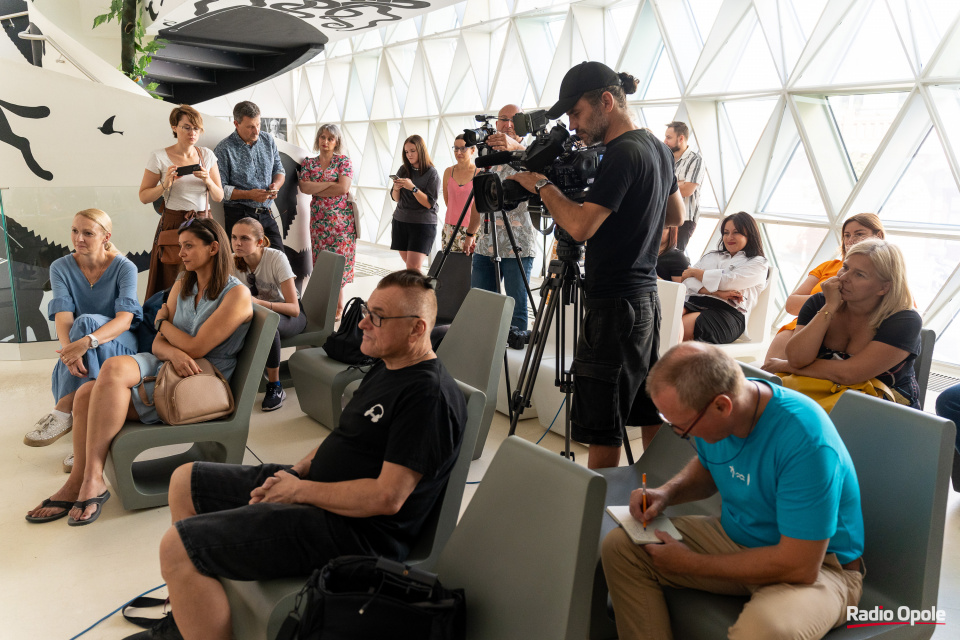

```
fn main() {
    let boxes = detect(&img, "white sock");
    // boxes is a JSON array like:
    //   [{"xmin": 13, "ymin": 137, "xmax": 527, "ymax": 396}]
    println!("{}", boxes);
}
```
[{"xmin": 51, "ymin": 409, "xmax": 71, "ymax": 421}]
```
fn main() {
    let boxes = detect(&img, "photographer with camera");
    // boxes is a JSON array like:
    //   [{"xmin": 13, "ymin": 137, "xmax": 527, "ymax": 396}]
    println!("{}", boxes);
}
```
[
  {"xmin": 462, "ymin": 104, "xmax": 540, "ymax": 336},
  {"xmin": 509, "ymin": 62, "xmax": 684, "ymax": 469}
]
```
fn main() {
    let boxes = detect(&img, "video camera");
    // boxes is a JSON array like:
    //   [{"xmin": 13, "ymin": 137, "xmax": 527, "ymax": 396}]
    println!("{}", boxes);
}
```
[
  {"xmin": 470, "ymin": 109, "xmax": 603, "ymax": 222},
  {"xmin": 462, "ymin": 115, "xmax": 497, "ymax": 156}
]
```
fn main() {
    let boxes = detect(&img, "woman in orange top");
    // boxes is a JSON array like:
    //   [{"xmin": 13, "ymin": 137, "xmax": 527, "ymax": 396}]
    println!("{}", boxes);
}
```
[{"xmin": 763, "ymin": 213, "xmax": 885, "ymax": 362}]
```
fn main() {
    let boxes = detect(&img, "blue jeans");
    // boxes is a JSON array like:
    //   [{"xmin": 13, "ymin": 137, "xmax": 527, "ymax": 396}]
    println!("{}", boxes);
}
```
[
  {"xmin": 471, "ymin": 254, "xmax": 534, "ymax": 330},
  {"xmin": 935, "ymin": 383, "xmax": 960, "ymax": 454}
]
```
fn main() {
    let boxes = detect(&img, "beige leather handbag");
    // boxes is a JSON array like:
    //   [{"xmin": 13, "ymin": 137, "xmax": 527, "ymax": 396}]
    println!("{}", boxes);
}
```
[{"xmin": 138, "ymin": 358, "xmax": 235, "ymax": 425}]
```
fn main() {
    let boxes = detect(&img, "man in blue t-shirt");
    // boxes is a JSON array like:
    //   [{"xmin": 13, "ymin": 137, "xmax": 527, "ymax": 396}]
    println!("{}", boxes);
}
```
[{"xmin": 602, "ymin": 343, "xmax": 865, "ymax": 640}]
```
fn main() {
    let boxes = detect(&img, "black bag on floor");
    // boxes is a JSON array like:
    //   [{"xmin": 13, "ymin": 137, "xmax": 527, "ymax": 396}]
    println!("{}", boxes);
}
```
[
  {"xmin": 276, "ymin": 556, "xmax": 466, "ymax": 640},
  {"xmin": 322, "ymin": 297, "xmax": 377, "ymax": 366}
]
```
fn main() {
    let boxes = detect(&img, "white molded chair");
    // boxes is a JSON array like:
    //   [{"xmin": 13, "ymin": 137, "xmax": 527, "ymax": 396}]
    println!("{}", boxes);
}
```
[{"xmin": 717, "ymin": 266, "xmax": 778, "ymax": 362}]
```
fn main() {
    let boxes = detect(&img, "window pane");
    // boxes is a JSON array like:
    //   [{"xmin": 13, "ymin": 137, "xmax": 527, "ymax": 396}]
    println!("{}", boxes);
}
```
[
  {"xmin": 686, "ymin": 217, "xmax": 719, "ymax": 262},
  {"xmin": 762, "ymin": 142, "xmax": 828, "ymax": 220},
  {"xmin": 644, "ymin": 46, "xmax": 681, "ymax": 100},
  {"xmin": 934, "ymin": 311, "xmax": 960, "ymax": 366},
  {"xmin": 761, "ymin": 224, "xmax": 829, "ymax": 294},
  {"xmin": 689, "ymin": 0, "xmax": 723, "ymax": 44},
  {"xmin": 826, "ymin": 93, "xmax": 909, "ymax": 179},
  {"xmin": 722, "ymin": 98, "xmax": 779, "ymax": 166},
  {"xmin": 828, "ymin": 0, "xmax": 914, "ymax": 85},
  {"xmin": 692, "ymin": 9, "xmax": 781, "ymax": 94},
  {"xmin": 639, "ymin": 105, "xmax": 679, "ymax": 132},
  {"xmin": 882, "ymin": 233, "xmax": 960, "ymax": 314},
  {"xmin": 879, "ymin": 128, "xmax": 960, "ymax": 227}
]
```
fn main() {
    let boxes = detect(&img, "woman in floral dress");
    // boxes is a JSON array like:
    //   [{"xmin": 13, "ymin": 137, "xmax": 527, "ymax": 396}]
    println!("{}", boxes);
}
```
[{"xmin": 298, "ymin": 124, "xmax": 355, "ymax": 319}]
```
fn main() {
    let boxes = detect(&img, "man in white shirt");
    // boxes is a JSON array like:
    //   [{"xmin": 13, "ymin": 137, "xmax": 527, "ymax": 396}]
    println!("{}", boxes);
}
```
[{"xmin": 665, "ymin": 121, "xmax": 704, "ymax": 252}]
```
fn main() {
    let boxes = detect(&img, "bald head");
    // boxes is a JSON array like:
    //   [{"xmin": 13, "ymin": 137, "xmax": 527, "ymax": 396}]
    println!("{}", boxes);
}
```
[{"xmin": 647, "ymin": 343, "xmax": 744, "ymax": 411}]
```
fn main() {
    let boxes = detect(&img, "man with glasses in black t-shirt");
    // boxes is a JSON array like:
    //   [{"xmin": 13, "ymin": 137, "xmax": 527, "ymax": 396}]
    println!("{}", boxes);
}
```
[{"xmin": 509, "ymin": 61, "xmax": 684, "ymax": 469}]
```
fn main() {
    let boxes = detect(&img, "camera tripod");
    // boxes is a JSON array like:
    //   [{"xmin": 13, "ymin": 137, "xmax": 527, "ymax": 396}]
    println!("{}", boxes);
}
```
[
  {"xmin": 506, "ymin": 232, "xmax": 635, "ymax": 464},
  {"xmin": 431, "ymin": 178, "xmax": 538, "ymax": 427}
]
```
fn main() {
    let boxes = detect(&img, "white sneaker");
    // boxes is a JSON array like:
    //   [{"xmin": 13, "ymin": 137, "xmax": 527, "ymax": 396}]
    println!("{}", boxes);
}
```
[
  {"xmin": 62, "ymin": 453, "xmax": 74, "ymax": 474},
  {"xmin": 23, "ymin": 413, "xmax": 73, "ymax": 447}
]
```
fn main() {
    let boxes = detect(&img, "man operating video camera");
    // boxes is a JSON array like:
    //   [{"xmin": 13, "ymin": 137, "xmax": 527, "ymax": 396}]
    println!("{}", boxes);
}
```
[{"xmin": 509, "ymin": 61, "xmax": 684, "ymax": 469}]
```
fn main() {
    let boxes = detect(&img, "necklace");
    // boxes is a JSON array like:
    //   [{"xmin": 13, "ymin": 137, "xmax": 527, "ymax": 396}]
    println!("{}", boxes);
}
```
[
  {"xmin": 77, "ymin": 254, "xmax": 110, "ymax": 289},
  {"xmin": 692, "ymin": 381, "xmax": 762, "ymax": 466}
]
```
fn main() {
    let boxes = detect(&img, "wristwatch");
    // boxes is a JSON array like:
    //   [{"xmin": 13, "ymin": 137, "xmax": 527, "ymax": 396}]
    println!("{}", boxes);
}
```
[
  {"xmin": 154, "ymin": 315, "xmax": 166, "ymax": 331},
  {"xmin": 534, "ymin": 178, "xmax": 553, "ymax": 195},
  {"xmin": 411, "ymin": 186, "xmax": 419, "ymax": 194},
  {"xmin": 86, "ymin": 334, "xmax": 99, "ymax": 349}
]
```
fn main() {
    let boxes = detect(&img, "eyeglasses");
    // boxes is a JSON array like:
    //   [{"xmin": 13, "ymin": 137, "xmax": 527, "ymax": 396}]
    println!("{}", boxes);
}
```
[
  {"xmin": 245, "ymin": 272, "xmax": 259, "ymax": 297},
  {"xmin": 496, "ymin": 117, "xmax": 514, "ymax": 123},
  {"xmin": 452, "ymin": 146, "xmax": 470, "ymax": 153},
  {"xmin": 178, "ymin": 125, "xmax": 202, "ymax": 133},
  {"xmin": 659, "ymin": 396, "xmax": 717, "ymax": 440},
  {"xmin": 360, "ymin": 302, "xmax": 419, "ymax": 327}
]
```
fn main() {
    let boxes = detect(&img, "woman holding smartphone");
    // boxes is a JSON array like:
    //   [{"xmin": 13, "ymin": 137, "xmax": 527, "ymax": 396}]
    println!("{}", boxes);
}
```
[
  {"xmin": 139, "ymin": 105, "xmax": 224, "ymax": 298},
  {"xmin": 390, "ymin": 134, "xmax": 441, "ymax": 272}
]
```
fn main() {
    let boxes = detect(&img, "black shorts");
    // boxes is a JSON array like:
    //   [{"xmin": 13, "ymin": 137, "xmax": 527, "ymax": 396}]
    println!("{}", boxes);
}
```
[
  {"xmin": 570, "ymin": 292, "xmax": 661, "ymax": 447},
  {"xmin": 684, "ymin": 296, "xmax": 746, "ymax": 344},
  {"xmin": 175, "ymin": 462, "xmax": 374, "ymax": 581},
  {"xmin": 391, "ymin": 219, "xmax": 437, "ymax": 255}
]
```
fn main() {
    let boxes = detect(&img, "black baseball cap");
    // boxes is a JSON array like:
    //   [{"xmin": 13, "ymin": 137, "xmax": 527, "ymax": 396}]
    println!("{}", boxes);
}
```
[{"xmin": 546, "ymin": 61, "xmax": 621, "ymax": 119}]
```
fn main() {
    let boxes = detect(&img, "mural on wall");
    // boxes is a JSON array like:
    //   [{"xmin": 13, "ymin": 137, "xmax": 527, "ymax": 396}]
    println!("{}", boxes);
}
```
[
  {"xmin": 0, "ymin": 99, "xmax": 53, "ymax": 181},
  {"xmin": 0, "ymin": 61, "xmax": 313, "ymax": 344}
]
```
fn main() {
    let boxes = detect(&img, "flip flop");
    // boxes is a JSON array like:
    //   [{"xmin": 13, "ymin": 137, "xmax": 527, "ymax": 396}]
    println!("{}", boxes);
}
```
[
  {"xmin": 25, "ymin": 498, "xmax": 75, "ymax": 523},
  {"xmin": 67, "ymin": 490, "xmax": 111, "ymax": 526}
]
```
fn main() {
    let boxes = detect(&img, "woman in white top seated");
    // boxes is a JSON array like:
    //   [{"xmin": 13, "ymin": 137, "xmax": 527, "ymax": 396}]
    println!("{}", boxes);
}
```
[
  {"xmin": 681, "ymin": 211, "xmax": 769, "ymax": 344},
  {"xmin": 139, "ymin": 104, "xmax": 224, "ymax": 298},
  {"xmin": 232, "ymin": 218, "xmax": 306, "ymax": 411}
]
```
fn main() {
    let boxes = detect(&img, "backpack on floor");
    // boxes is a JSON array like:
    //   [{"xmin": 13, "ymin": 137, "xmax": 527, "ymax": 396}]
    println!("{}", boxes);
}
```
[
  {"xmin": 276, "ymin": 556, "xmax": 466, "ymax": 640},
  {"xmin": 322, "ymin": 297, "xmax": 378, "ymax": 366}
]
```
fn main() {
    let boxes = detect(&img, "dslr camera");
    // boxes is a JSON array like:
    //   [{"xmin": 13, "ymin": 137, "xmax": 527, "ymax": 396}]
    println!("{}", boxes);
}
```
[
  {"xmin": 462, "ymin": 115, "xmax": 497, "ymax": 156},
  {"xmin": 470, "ymin": 109, "xmax": 603, "ymax": 221}
]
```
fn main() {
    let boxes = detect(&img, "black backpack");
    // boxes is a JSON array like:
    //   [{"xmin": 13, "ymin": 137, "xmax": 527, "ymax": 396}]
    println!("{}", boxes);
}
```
[{"xmin": 322, "ymin": 296, "xmax": 378, "ymax": 366}]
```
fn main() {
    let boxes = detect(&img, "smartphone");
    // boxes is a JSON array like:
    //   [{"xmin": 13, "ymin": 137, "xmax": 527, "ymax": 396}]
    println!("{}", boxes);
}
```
[
  {"xmin": 177, "ymin": 164, "xmax": 202, "ymax": 176},
  {"xmin": 389, "ymin": 174, "xmax": 400, "ymax": 181}
]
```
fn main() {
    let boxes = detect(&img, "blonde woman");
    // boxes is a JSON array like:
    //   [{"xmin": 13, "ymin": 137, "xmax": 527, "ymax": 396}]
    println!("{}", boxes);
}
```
[
  {"xmin": 23, "ymin": 209, "xmax": 142, "ymax": 473},
  {"xmin": 764, "ymin": 213, "xmax": 886, "ymax": 362},
  {"xmin": 298, "ymin": 123, "xmax": 355, "ymax": 319},
  {"xmin": 139, "ymin": 104, "xmax": 224, "ymax": 298},
  {"xmin": 762, "ymin": 238, "xmax": 922, "ymax": 408}
]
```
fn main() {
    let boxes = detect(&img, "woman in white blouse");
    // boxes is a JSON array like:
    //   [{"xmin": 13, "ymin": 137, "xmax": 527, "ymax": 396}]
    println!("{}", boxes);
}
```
[
  {"xmin": 681, "ymin": 211, "xmax": 769, "ymax": 344},
  {"xmin": 139, "ymin": 104, "xmax": 225, "ymax": 298}
]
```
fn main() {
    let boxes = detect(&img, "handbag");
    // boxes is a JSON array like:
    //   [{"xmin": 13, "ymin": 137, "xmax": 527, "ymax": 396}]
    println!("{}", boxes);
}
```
[
  {"xmin": 322, "ymin": 296, "xmax": 377, "ymax": 366},
  {"xmin": 776, "ymin": 373, "xmax": 905, "ymax": 413},
  {"xmin": 276, "ymin": 556, "xmax": 466, "ymax": 640},
  {"xmin": 138, "ymin": 357, "xmax": 235, "ymax": 425},
  {"xmin": 346, "ymin": 189, "xmax": 362, "ymax": 240}
]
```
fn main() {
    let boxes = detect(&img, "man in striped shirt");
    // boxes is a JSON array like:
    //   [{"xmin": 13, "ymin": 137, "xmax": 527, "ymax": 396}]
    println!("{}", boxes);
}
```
[{"xmin": 665, "ymin": 121, "xmax": 704, "ymax": 252}]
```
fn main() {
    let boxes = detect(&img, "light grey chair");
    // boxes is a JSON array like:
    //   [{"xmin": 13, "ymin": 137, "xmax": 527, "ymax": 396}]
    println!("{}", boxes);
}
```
[
  {"xmin": 222, "ymin": 380, "xmax": 486, "ymax": 640},
  {"xmin": 915, "ymin": 328, "xmax": 935, "ymax": 410},
  {"xmin": 434, "ymin": 436, "xmax": 606, "ymax": 640},
  {"xmin": 103, "ymin": 305, "xmax": 279, "ymax": 510},
  {"xmin": 596, "ymin": 390, "xmax": 956, "ymax": 640},
  {"xmin": 435, "ymin": 288, "xmax": 513, "ymax": 460},
  {"xmin": 738, "ymin": 360, "xmax": 783, "ymax": 386}
]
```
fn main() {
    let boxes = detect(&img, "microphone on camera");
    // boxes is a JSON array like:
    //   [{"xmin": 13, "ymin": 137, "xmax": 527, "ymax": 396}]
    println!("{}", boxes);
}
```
[{"xmin": 475, "ymin": 150, "xmax": 519, "ymax": 168}]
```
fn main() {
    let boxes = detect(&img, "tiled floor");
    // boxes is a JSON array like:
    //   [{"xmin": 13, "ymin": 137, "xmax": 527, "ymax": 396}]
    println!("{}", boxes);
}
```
[{"xmin": 2, "ymin": 243, "xmax": 958, "ymax": 638}]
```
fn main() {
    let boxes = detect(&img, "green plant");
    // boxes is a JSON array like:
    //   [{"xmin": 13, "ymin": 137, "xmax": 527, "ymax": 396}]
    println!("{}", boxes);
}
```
[{"xmin": 93, "ymin": 0, "xmax": 166, "ymax": 98}]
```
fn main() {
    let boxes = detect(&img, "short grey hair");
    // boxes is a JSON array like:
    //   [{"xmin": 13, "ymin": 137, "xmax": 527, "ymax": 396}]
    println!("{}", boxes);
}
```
[
  {"xmin": 647, "ymin": 343, "xmax": 744, "ymax": 411},
  {"xmin": 233, "ymin": 101, "xmax": 260, "ymax": 123}
]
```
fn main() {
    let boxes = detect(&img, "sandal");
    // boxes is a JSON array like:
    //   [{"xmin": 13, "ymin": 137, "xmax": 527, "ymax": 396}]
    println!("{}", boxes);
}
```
[
  {"xmin": 25, "ymin": 498, "xmax": 75, "ymax": 523},
  {"xmin": 67, "ymin": 490, "xmax": 111, "ymax": 526}
]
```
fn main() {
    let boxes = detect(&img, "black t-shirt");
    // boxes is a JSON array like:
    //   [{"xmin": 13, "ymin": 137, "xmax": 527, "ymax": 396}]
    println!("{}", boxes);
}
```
[
  {"xmin": 583, "ymin": 129, "xmax": 678, "ymax": 298},
  {"xmin": 797, "ymin": 293, "xmax": 922, "ymax": 403},
  {"xmin": 393, "ymin": 165, "xmax": 441, "ymax": 224},
  {"xmin": 308, "ymin": 358, "xmax": 467, "ymax": 559},
  {"xmin": 656, "ymin": 248, "xmax": 690, "ymax": 281}
]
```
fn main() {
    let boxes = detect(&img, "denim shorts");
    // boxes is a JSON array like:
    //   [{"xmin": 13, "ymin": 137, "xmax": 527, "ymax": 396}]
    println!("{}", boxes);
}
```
[
  {"xmin": 175, "ymin": 462, "xmax": 374, "ymax": 580},
  {"xmin": 570, "ymin": 292, "xmax": 661, "ymax": 447}
]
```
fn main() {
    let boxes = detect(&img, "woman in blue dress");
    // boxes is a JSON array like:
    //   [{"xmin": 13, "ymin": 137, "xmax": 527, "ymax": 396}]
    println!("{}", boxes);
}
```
[
  {"xmin": 26, "ymin": 218, "xmax": 252, "ymax": 525},
  {"xmin": 23, "ymin": 209, "xmax": 142, "ymax": 471}
]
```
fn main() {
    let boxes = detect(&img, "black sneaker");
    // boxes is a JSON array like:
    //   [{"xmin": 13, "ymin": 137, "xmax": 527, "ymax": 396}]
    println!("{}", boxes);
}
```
[
  {"xmin": 262, "ymin": 382, "xmax": 286, "ymax": 411},
  {"xmin": 123, "ymin": 613, "xmax": 184, "ymax": 640}
]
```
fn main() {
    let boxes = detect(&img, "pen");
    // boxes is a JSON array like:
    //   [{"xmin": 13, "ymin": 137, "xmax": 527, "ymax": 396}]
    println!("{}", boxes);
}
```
[{"xmin": 642, "ymin": 473, "xmax": 647, "ymax": 530}]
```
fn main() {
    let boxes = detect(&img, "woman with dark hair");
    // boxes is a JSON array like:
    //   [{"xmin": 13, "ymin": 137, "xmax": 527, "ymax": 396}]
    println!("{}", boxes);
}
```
[
  {"xmin": 656, "ymin": 225, "xmax": 689, "ymax": 282},
  {"xmin": 390, "ymin": 134, "xmax": 441, "ymax": 272},
  {"xmin": 139, "ymin": 104, "xmax": 224, "ymax": 298},
  {"xmin": 681, "ymin": 211, "xmax": 768, "ymax": 344},
  {"xmin": 298, "ymin": 123, "xmax": 355, "ymax": 319},
  {"xmin": 232, "ymin": 218, "xmax": 305, "ymax": 411},
  {"xmin": 764, "ymin": 213, "xmax": 886, "ymax": 362},
  {"xmin": 440, "ymin": 134, "xmax": 478, "ymax": 253},
  {"xmin": 26, "ymin": 218, "xmax": 252, "ymax": 525},
  {"xmin": 763, "ymin": 239, "xmax": 921, "ymax": 409}
]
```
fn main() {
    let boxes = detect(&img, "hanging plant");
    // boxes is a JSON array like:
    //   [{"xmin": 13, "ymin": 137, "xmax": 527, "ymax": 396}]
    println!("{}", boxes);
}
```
[{"xmin": 93, "ymin": 0, "xmax": 166, "ymax": 98}]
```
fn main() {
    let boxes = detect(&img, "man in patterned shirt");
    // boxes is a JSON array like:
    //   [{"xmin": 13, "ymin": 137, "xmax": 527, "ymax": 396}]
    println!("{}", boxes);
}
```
[
  {"xmin": 664, "ymin": 121, "xmax": 704, "ymax": 252},
  {"xmin": 215, "ymin": 101, "xmax": 286, "ymax": 250}
]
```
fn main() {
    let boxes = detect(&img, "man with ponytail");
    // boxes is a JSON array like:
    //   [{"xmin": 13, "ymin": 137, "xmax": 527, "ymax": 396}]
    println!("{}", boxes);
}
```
[{"xmin": 510, "ymin": 61, "xmax": 685, "ymax": 468}]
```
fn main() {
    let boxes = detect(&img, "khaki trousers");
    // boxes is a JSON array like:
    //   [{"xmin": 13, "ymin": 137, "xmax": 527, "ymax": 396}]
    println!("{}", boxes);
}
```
[{"xmin": 601, "ymin": 516, "xmax": 864, "ymax": 640}]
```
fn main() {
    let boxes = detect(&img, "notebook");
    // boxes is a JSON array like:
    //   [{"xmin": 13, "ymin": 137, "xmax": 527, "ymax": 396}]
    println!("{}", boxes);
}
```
[{"xmin": 606, "ymin": 505, "xmax": 683, "ymax": 545}]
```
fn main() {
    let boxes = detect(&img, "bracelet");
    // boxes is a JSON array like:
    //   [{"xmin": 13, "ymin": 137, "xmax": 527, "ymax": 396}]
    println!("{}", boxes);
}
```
[
  {"xmin": 818, "ymin": 308, "xmax": 832, "ymax": 319},
  {"xmin": 269, "ymin": 301, "xmax": 273, "ymax": 310},
  {"xmin": 465, "ymin": 232, "xmax": 475, "ymax": 237}
]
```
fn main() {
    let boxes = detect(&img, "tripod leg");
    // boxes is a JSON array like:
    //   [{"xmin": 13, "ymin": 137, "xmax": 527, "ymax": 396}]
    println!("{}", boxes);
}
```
[
  {"xmin": 433, "ymin": 190, "xmax": 474, "ymax": 278},
  {"xmin": 499, "ymin": 214, "xmax": 537, "ymax": 322}
]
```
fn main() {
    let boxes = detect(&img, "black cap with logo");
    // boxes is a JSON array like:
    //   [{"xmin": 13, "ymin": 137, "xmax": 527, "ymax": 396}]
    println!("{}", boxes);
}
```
[{"xmin": 545, "ymin": 61, "xmax": 621, "ymax": 119}]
